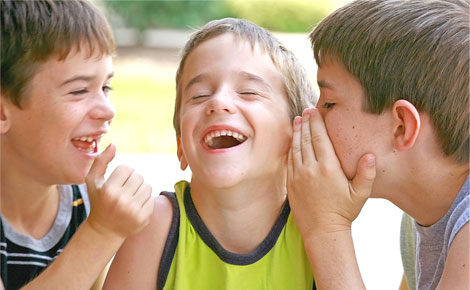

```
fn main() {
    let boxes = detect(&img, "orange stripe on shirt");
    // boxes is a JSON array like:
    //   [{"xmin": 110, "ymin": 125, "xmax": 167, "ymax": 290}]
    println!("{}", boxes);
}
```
[{"xmin": 72, "ymin": 198, "xmax": 84, "ymax": 207}]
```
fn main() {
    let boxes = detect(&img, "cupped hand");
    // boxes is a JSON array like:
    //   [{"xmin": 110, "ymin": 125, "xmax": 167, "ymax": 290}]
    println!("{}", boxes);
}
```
[{"xmin": 287, "ymin": 108, "xmax": 376, "ymax": 237}]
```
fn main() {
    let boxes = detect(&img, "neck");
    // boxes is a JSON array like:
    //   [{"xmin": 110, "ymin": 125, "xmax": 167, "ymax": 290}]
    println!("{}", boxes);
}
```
[
  {"xmin": 189, "ymin": 176, "xmax": 287, "ymax": 254},
  {"xmin": 380, "ymin": 157, "xmax": 468, "ymax": 226},
  {"xmin": 1, "ymin": 154, "xmax": 60, "ymax": 239}
]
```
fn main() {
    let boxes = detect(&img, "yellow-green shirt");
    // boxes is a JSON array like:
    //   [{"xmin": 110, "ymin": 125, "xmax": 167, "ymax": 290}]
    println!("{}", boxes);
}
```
[{"xmin": 158, "ymin": 181, "xmax": 315, "ymax": 290}]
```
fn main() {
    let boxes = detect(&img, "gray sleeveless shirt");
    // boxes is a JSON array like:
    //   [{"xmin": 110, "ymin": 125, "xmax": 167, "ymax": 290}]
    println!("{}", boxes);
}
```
[{"xmin": 400, "ymin": 177, "xmax": 469, "ymax": 290}]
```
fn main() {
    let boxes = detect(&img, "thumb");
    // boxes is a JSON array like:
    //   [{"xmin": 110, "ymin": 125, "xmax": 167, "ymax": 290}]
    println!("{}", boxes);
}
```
[
  {"xmin": 86, "ymin": 143, "xmax": 116, "ymax": 191},
  {"xmin": 350, "ymin": 153, "xmax": 376, "ymax": 200}
]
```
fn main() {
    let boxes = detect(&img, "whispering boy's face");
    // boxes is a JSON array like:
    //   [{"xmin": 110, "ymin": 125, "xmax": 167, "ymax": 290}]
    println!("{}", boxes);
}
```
[
  {"xmin": 1, "ymin": 48, "xmax": 114, "ymax": 185},
  {"xmin": 176, "ymin": 33, "xmax": 292, "ymax": 189},
  {"xmin": 316, "ymin": 58, "xmax": 391, "ymax": 182}
]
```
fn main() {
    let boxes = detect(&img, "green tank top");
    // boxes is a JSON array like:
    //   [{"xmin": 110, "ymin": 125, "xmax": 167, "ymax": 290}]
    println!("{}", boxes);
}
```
[{"xmin": 158, "ymin": 181, "xmax": 315, "ymax": 290}]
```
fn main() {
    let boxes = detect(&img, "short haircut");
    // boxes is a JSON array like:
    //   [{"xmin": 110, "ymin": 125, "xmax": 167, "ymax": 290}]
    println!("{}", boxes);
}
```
[
  {"xmin": 1, "ymin": 0, "xmax": 115, "ymax": 107},
  {"xmin": 310, "ymin": 0, "xmax": 469, "ymax": 163},
  {"xmin": 174, "ymin": 18, "xmax": 317, "ymax": 136}
]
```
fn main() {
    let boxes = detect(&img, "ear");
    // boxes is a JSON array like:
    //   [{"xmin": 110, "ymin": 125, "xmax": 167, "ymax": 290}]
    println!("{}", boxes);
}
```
[
  {"xmin": 391, "ymin": 100, "xmax": 420, "ymax": 151},
  {"xmin": 0, "ymin": 93, "xmax": 11, "ymax": 134},
  {"xmin": 176, "ymin": 136, "xmax": 188, "ymax": 171}
]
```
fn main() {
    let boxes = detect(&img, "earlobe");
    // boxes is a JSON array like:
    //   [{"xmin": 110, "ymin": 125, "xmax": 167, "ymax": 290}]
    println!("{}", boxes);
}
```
[
  {"xmin": 0, "ymin": 94, "xmax": 11, "ymax": 134},
  {"xmin": 392, "ymin": 100, "xmax": 420, "ymax": 151},
  {"xmin": 176, "ymin": 137, "xmax": 188, "ymax": 171}
]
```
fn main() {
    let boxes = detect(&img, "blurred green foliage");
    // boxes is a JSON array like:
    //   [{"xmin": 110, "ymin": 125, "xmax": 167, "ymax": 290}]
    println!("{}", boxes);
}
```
[{"xmin": 104, "ymin": 0, "xmax": 328, "ymax": 33}]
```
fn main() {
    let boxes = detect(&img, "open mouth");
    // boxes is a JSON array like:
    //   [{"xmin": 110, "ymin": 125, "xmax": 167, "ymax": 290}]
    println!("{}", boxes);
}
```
[
  {"xmin": 71, "ymin": 136, "xmax": 100, "ymax": 154},
  {"xmin": 204, "ymin": 129, "xmax": 247, "ymax": 149}
]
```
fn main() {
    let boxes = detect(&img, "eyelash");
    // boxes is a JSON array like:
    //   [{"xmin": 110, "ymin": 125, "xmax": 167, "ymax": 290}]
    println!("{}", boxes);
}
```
[
  {"xmin": 322, "ymin": 102, "xmax": 336, "ymax": 109},
  {"xmin": 192, "ymin": 94, "xmax": 210, "ymax": 99},
  {"xmin": 70, "ymin": 86, "xmax": 113, "ymax": 95}
]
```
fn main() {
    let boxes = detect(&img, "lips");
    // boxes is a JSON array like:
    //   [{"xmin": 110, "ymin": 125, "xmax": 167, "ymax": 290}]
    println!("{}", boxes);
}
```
[{"xmin": 203, "ymin": 129, "xmax": 247, "ymax": 149}]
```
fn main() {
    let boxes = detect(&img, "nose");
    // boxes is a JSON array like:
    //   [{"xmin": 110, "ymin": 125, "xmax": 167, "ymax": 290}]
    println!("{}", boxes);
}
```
[
  {"xmin": 90, "ymin": 93, "xmax": 115, "ymax": 122},
  {"xmin": 205, "ymin": 90, "xmax": 235, "ymax": 115}
]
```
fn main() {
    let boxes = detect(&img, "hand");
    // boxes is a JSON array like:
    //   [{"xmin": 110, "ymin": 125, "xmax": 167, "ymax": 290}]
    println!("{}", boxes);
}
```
[
  {"xmin": 85, "ymin": 144, "xmax": 155, "ymax": 239},
  {"xmin": 287, "ymin": 108, "xmax": 376, "ymax": 237}
]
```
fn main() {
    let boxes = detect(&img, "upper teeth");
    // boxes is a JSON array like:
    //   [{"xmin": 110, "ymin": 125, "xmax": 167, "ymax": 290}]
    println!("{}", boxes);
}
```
[
  {"xmin": 74, "ymin": 136, "xmax": 94, "ymax": 142},
  {"xmin": 204, "ymin": 130, "xmax": 246, "ymax": 145}
]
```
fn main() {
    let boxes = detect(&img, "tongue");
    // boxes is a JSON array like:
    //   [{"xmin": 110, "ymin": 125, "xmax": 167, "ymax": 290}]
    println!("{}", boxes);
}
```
[{"xmin": 210, "ymin": 136, "xmax": 240, "ymax": 149}]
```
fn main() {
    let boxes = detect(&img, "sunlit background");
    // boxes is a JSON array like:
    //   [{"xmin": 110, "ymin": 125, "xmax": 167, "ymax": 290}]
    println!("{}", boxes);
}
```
[{"xmin": 95, "ymin": 1, "xmax": 403, "ymax": 289}]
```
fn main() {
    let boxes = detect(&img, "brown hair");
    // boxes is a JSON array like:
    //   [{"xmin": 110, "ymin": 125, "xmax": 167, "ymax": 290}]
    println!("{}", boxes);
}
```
[
  {"xmin": 1, "ymin": 0, "xmax": 115, "ymax": 107},
  {"xmin": 310, "ymin": 0, "xmax": 469, "ymax": 163},
  {"xmin": 173, "ymin": 18, "xmax": 317, "ymax": 136}
]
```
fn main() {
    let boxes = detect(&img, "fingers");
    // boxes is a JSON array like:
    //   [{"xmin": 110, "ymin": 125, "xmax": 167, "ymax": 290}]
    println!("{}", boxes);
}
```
[
  {"xmin": 307, "ymin": 108, "xmax": 339, "ymax": 165},
  {"xmin": 132, "ymin": 183, "xmax": 153, "ymax": 208},
  {"xmin": 350, "ymin": 153, "xmax": 376, "ymax": 200},
  {"xmin": 86, "ymin": 143, "xmax": 116, "ymax": 191},
  {"xmin": 300, "ymin": 110, "xmax": 316, "ymax": 165},
  {"xmin": 291, "ymin": 116, "xmax": 303, "ymax": 167}
]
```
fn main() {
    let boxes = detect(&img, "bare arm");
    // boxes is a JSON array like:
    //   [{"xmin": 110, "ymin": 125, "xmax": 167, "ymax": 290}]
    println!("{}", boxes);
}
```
[
  {"xmin": 19, "ymin": 145, "xmax": 154, "ymax": 290},
  {"xmin": 436, "ymin": 223, "xmax": 469, "ymax": 290},
  {"xmin": 287, "ymin": 108, "xmax": 376, "ymax": 290},
  {"xmin": 103, "ymin": 195, "xmax": 173, "ymax": 290}
]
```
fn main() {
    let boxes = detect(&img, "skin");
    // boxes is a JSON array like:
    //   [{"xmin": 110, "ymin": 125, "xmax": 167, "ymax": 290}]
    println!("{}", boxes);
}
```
[
  {"xmin": 104, "ymin": 33, "xmax": 295, "ymax": 289},
  {"xmin": 0, "ymin": 48, "xmax": 154, "ymax": 290},
  {"xmin": 287, "ymin": 58, "xmax": 469, "ymax": 289}
]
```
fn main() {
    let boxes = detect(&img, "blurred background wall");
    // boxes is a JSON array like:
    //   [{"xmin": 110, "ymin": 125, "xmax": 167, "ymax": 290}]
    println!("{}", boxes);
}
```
[{"xmin": 95, "ymin": 1, "xmax": 404, "ymax": 289}]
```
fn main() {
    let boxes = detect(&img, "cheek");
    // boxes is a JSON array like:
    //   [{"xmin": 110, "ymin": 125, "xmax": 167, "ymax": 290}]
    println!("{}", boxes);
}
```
[{"xmin": 324, "ymin": 117, "xmax": 364, "ymax": 178}]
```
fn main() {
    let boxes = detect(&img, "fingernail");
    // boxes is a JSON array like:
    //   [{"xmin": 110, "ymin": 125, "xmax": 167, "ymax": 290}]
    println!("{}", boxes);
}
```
[
  {"xmin": 367, "ymin": 155, "xmax": 376, "ymax": 167},
  {"xmin": 294, "ymin": 116, "xmax": 302, "ymax": 126}
]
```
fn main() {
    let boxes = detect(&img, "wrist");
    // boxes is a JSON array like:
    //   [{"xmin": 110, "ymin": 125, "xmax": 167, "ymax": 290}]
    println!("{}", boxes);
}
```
[{"xmin": 82, "ymin": 218, "xmax": 127, "ymax": 243}]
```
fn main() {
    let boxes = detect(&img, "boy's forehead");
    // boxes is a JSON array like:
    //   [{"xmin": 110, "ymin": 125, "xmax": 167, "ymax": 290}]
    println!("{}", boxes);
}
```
[
  {"xmin": 184, "ymin": 34, "xmax": 275, "ymax": 75},
  {"xmin": 28, "ymin": 50, "xmax": 112, "ymax": 87}
]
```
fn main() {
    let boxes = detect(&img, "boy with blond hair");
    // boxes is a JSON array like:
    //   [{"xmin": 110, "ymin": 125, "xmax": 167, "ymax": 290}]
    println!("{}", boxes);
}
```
[
  {"xmin": 1, "ymin": 1, "xmax": 154, "ymax": 289},
  {"xmin": 288, "ymin": 0, "xmax": 469, "ymax": 289},
  {"xmin": 104, "ymin": 18, "xmax": 317, "ymax": 290}
]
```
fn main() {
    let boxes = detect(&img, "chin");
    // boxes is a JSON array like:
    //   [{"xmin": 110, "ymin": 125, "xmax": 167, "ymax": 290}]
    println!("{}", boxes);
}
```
[{"xmin": 64, "ymin": 168, "xmax": 90, "ymax": 185}]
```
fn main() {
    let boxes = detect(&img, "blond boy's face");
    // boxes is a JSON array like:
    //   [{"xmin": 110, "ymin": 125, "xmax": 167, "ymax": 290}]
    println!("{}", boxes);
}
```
[
  {"xmin": 177, "ymin": 33, "xmax": 292, "ymax": 188},
  {"xmin": 1, "ymin": 49, "xmax": 114, "ymax": 185}
]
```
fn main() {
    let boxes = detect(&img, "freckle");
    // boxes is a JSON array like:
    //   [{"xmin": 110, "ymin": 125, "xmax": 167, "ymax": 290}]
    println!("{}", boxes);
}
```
[{"xmin": 382, "ymin": 170, "xmax": 386, "ymax": 173}]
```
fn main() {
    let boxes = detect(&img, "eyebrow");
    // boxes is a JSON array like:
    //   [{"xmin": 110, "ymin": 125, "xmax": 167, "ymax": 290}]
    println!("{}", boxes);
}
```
[
  {"xmin": 60, "ymin": 72, "xmax": 114, "ymax": 87},
  {"xmin": 317, "ymin": 80, "xmax": 335, "ymax": 90},
  {"xmin": 184, "ymin": 73, "xmax": 208, "ymax": 93},
  {"xmin": 238, "ymin": 71, "xmax": 273, "ymax": 91}
]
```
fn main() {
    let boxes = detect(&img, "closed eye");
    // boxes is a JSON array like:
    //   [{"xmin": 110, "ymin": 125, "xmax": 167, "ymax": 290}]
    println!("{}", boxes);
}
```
[
  {"xmin": 239, "ymin": 90, "xmax": 266, "ymax": 100},
  {"xmin": 193, "ymin": 94, "xmax": 210, "ymax": 99},
  {"xmin": 70, "ymin": 89, "xmax": 88, "ymax": 95},
  {"xmin": 239, "ymin": 91, "xmax": 259, "ymax": 96},
  {"xmin": 322, "ymin": 102, "xmax": 336, "ymax": 109},
  {"xmin": 103, "ymin": 85, "xmax": 113, "ymax": 94}
]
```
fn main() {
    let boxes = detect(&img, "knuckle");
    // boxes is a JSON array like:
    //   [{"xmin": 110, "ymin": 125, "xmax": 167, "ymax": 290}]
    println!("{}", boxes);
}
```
[
  {"xmin": 115, "ymin": 165, "xmax": 134, "ymax": 175},
  {"xmin": 301, "ymin": 134, "xmax": 311, "ymax": 145},
  {"xmin": 292, "ymin": 143, "xmax": 302, "ymax": 153},
  {"xmin": 319, "ymin": 162, "xmax": 335, "ymax": 176},
  {"xmin": 310, "ymin": 133, "xmax": 322, "ymax": 145}
]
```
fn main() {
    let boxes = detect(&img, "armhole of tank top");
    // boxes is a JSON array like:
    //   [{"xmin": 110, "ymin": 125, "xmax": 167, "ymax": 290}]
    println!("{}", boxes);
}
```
[{"xmin": 157, "ymin": 191, "xmax": 180, "ymax": 290}]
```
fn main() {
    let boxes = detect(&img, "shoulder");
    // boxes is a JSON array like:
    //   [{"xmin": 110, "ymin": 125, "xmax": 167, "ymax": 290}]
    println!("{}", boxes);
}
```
[
  {"xmin": 448, "ymin": 191, "xmax": 469, "ymax": 247},
  {"xmin": 103, "ymin": 194, "xmax": 175, "ymax": 290},
  {"xmin": 437, "ymin": 222, "xmax": 469, "ymax": 289}
]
